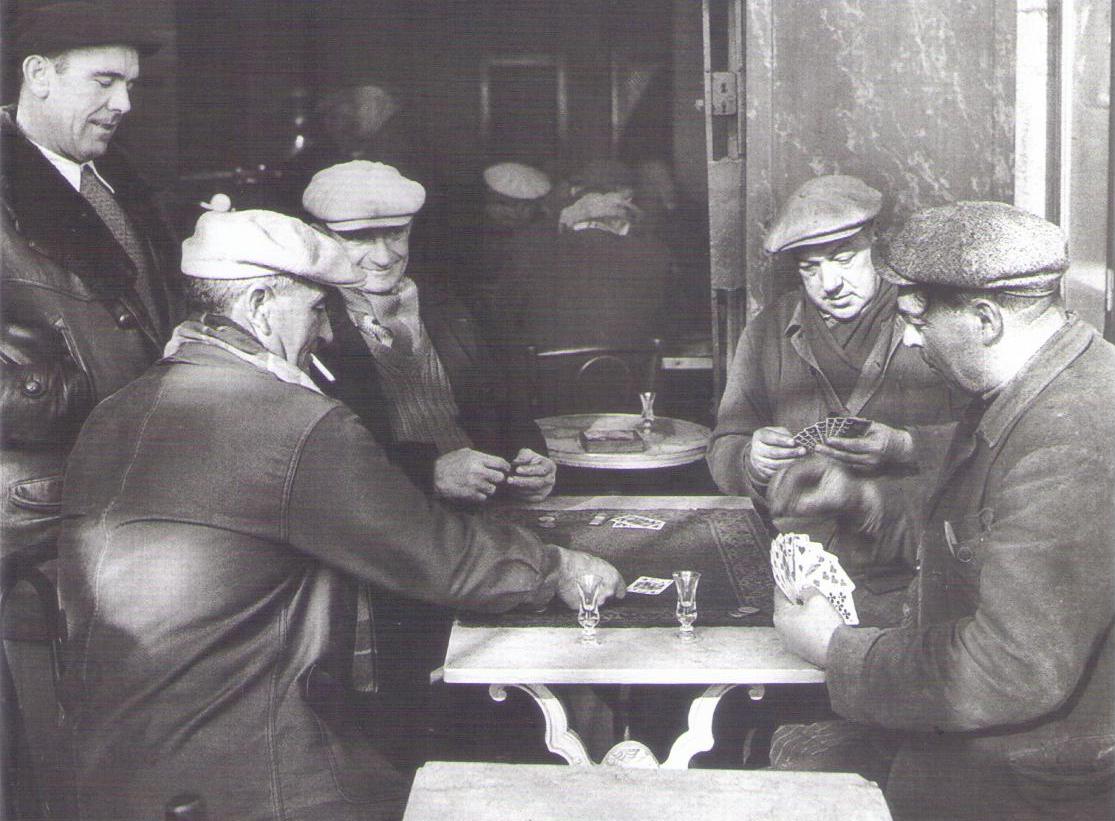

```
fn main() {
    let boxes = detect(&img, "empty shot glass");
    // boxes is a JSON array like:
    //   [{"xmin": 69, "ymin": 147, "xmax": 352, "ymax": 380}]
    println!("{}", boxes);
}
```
[
  {"xmin": 575, "ymin": 573, "xmax": 603, "ymax": 644},
  {"xmin": 673, "ymin": 570, "xmax": 701, "ymax": 641}
]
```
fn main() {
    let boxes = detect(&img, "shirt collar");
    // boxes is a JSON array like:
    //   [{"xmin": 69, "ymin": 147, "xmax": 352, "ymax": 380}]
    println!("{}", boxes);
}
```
[
  {"xmin": 25, "ymin": 137, "xmax": 115, "ymax": 195},
  {"xmin": 977, "ymin": 315, "xmax": 1093, "ymax": 448}
]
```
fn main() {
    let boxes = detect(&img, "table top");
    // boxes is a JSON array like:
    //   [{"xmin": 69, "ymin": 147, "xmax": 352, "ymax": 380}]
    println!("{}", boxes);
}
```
[
  {"xmin": 443, "ymin": 625, "xmax": 822, "ymax": 685},
  {"xmin": 403, "ymin": 762, "xmax": 892, "ymax": 820},
  {"xmin": 537, "ymin": 413, "xmax": 711, "ymax": 469}
]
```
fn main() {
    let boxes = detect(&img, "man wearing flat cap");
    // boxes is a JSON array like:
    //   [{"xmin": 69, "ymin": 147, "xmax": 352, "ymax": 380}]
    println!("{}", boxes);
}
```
[
  {"xmin": 707, "ymin": 176, "xmax": 958, "ymax": 554},
  {"xmin": 2, "ymin": 1, "xmax": 178, "ymax": 564},
  {"xmin": 55, "ymin": 208, "xmax": 624, "ymax": 820},
  {"xmin": 770, "ymin": 202, "xmax": 1115, "ymax": 820},
  {"xmin": 303, "ymin": 160, "xmax": 558, "ymax": 741}
]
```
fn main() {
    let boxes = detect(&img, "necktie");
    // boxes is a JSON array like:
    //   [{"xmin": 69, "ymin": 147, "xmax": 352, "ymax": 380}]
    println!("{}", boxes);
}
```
[{"xmin": 80, "ymin": 165, "xmax": 163, "ymax": 331}]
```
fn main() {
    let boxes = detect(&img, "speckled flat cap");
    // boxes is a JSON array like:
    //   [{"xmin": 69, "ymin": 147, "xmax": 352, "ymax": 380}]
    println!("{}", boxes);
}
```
[
  {"xmin": 764, "ymin": 175, "xmax": 882, "ymax": 254},
  {"xmin": 302, "ymin": 161, "xmax": 426, "ymax": 230},
  {"xmin": 880, "ymin": 201, "xmax": 1068, "ymax": 292},
  {"xmin": 182, "ymin": 210, "xmax": 361, "ymax": 285}
]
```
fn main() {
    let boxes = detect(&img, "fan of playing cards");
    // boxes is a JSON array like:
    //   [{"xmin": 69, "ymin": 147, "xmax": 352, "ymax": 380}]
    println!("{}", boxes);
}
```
[
  {"xmin": 793, "ymin": 415, "xmax": 871, "ymax": 453},
  {"xmin": 770, "ymin": 533, "xmax": 859, "ymax": 625}
]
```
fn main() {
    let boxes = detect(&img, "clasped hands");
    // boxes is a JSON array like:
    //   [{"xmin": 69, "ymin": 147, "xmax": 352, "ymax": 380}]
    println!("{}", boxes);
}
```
[{"xmin": 434, "ymin": 447, "xmax": 556, "ymax": 504}]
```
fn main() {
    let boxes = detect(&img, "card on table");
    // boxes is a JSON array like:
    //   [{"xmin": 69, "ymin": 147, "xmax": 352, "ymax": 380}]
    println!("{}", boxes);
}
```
[
  {"xmin": 626, "ymin": 576, "xmax": 674, "ymax": 595},
  {"xmin": 611, "ymin": 514, "xmax": 666, "ymax": 530}
]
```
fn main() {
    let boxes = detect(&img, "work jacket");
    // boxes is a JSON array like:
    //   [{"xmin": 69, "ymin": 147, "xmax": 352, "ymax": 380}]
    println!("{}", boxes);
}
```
[
  {"xmin": 57, "ymin": 340, "xmax": 566, "ymax": 820},
  {"xmin": 0, "ymin": 106, "xmax": 179, "ymax": 562},
  {"xmin": 707, "ymin": 289, "xmax": 959, "ymax": 511},
  {"xmin": 827, "ymin": 318, "xmax": 1115, "ymax": 820}
]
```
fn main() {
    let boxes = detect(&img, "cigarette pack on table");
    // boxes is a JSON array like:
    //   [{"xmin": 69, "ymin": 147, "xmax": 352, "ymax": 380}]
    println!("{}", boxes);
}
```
[{"xmin": 578, "ymin": 428, "xmax": 646, "ymax": 453}]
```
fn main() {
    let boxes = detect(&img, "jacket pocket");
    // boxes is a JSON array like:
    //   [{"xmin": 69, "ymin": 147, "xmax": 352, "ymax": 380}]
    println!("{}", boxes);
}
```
[
  {"xmin": 10, "ymin": 475, "xmax": 63, "ymax": 512},
  {"xmin": 1007, "ymin": 734, "xmax": 1115, "ymax": 803}
]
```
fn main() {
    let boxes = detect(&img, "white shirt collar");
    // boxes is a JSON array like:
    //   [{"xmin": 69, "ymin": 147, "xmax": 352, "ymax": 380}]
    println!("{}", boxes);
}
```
[{"xmin": 26, "ymin": 138, "xmax": 115, "ymax": 195}]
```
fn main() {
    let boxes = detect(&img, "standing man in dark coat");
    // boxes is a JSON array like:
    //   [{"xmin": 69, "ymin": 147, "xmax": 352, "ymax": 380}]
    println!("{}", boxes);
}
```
[
  {"xmin": 772, "ymin": 202, "xmax": 1115, "ymax": 821},
  {"xmin": 56, "ymin": 208, "xmax": 624, "ymax": 820},
  {"xmin": 1, "ymin": 2, "xmax": 179, "ymax": 563}
]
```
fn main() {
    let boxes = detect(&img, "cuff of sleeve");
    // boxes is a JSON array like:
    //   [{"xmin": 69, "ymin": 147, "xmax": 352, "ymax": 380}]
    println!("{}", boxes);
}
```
[{"xmin": 825, "ymin": 624, "xmax": 886, "ymax": 722}]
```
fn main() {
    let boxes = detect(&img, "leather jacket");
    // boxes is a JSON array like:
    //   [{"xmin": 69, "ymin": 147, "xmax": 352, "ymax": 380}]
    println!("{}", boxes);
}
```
[{"xmin": 0, "ymin": 106, "xmax": 180, "ymax": 561}]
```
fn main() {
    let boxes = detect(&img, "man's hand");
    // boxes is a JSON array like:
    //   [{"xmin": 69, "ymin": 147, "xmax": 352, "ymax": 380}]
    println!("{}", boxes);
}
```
[
  {"xmin": 815, "ymin": 422, "xmax": 914, "ymax": 472},
  {"xmin": 554, "ymin": 548, "xmax": 626, "ymax": 610},
  {"xmin": 768, "ymin": 455, "xmax": 885, "ymax": 536},
  {"xmin": 749, "ymin": 426, "xmax": 808, "ymax": 484},
  {"xmin": 505, "ymin": 448, "xmax": 557, "ymax": 502},
  {"xmin": 433, "ymin": 448, "xmax": 510, "ymax": 503},
  {"xmin": 773, "ymin": 589, "xmax": 843, "ymax": 667}
]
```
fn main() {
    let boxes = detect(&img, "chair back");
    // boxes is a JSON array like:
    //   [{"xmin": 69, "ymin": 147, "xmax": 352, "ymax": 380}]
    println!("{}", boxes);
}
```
[{"xmin": 521, "ymin": 338, "xmax": 661, "ymax": 418}]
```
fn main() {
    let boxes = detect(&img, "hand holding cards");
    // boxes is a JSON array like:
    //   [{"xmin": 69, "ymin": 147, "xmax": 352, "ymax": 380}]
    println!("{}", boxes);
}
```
[
  {"xmin": 770, "ymin": 533, "xmax": 859, "ymax": 625},
  {"xmin": 792, "ymin": 415, "xmax": 871, "ymax": 453}
]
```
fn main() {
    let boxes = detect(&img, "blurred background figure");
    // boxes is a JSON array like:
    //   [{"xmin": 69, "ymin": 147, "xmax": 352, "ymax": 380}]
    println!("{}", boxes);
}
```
[
  {"xmin": 470, "ymin": 160, "xmax": 552, "ymax": 317},
  {"xmin": 489, "ymin": 158, "xmax": 672, "ymax": 351}
]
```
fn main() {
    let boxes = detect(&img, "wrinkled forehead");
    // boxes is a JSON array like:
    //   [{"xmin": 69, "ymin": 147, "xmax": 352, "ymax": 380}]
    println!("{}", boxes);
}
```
[{"xmin": 61, "ymin": 44, "xmax": 141, "ymax": 79}]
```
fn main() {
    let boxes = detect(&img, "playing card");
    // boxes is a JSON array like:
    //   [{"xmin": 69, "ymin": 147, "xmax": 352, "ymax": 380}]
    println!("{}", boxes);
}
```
[
  {"xmin": 826, "ymin": 415, "xmax": 871, "ymax": 439},
  {"xmin": 770, "ymin": 534, "xmax": 859, "ymax": 624},
  {"xmin": 626, "ymin": 576, "xmax": 674, "ymax": 595},
  {"xmin": 611, "ymin": 515, "xmax": 665, "ymax": 530}
]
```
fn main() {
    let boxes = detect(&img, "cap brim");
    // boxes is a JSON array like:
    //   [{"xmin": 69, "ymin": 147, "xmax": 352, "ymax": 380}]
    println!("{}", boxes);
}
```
[
  {"xmin": 328, "ymin": 216, "xmax": 413, "ymax": 231},
  {"xmin": 876, "ymin": 263, "xmax": 916, "ymax": 286},
  {"xmin": 770, "ymin": 224, "xmax": 865, "ymax": 255}
]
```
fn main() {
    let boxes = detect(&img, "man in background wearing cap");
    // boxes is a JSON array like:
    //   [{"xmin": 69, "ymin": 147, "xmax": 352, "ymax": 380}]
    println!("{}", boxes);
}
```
[
  {"xmin": 707, "ymin": 176, "xmax": 957, "ymax": 566},
  {"xmin": 492, "ymin": 158, "xmax": 673, "ymax": 351},
  {"xmin": 469, "ymin": 161, "xmax": 552, "ymax": 318},
  {"xmin": 1, "ymin": 1, "xmax": 178, "ymax": 564},
  {"xmin": 302, "ymin": 161, "xmax": 558, "ymax": 751},
  {"xmin": 770, "ymin": 202, "xmax": 1114, "ymax": 820},
  {"xmin": 56, "ymin": 208, "xmax": 624, "ymax": 819}
]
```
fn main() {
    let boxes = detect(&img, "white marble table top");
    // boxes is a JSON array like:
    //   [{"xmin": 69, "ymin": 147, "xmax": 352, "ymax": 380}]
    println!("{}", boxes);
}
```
[
  {"xmin": 537, "ymin": 413, "xmax": 711, "ymax": 469},
  {"xmin": 403, "ymin": 762, "xmax": 893, "ymax": 820},
  {"xmin": 443, "ymin": 624, "xmax": 823, "ymax": 686}
]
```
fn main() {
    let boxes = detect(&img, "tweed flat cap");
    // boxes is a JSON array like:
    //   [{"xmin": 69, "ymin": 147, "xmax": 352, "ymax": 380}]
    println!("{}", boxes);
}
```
[
  {"xmin": 181, "ymin": 210, "xmax": 361, "ymax": 285},
  {"xmin": 302, "ymin": 161, "xmax": 426, "ymax": 231},
  {"xmin": 483, "ymin": 162, "xmax": 552, "ymax": 200},
  {"xmin": 880, "ymin": 201, "xmax": 1068, "ymax": 292},
  {"xmin": 764, "ymin": 175, "xmax": 882, "ymax": 254},
  {"xmin": 14, "ymin": 2, "xmax": 163, "ymax": 60}
]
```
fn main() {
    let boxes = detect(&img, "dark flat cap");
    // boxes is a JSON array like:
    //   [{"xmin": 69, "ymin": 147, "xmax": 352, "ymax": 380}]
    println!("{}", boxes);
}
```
[
  {"xmin": 765, "ymin": 175, "xmax": 882, "ymax": 254},
  {"xmin": 880, "ymin": 201, "xmax": 1068, "ymax": 292},
  {"xmin": 14, "ymin": 2, "xmax": 163, "ymax": 60}
]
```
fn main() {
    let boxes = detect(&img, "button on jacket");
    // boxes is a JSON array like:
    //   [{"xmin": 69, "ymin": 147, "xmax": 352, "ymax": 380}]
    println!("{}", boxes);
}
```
[
  {"xmin": 0, "ymin": 105, "xmax": 180, "ymax": 562},
  {"xmin": 826, "ymin": 319, "xmax": 1115, "ymax": 820},
  {"xmin": 57, "ymin": 341, "xmax": 565, "ymax": 820}
]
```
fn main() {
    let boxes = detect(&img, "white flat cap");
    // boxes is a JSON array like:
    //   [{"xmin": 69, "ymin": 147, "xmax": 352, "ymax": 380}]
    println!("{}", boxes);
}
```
[
  {"xmin": 302, "ymin": 160, "xmax": 426, "ymax": 231},
  {"xmin": 483, "ymin": 162, "xmax": 552, "ymax": 200},
  {"xmin": 181, "ymin": 210, "xmax": 361, "ymax": 284}
]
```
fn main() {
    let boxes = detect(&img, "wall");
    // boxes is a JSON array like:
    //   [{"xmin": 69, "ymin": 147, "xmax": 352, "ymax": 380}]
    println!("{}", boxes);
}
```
[{"xmin": 743, "ymin": 0, "xmax": 1016, "ymax": 312}]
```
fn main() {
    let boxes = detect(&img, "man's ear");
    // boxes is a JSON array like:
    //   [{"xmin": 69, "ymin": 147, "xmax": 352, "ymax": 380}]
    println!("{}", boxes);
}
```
[
  {"xmin": 971, "ymin": 298, "xmax": 1004, "ymax": 346},
  {"xmin": 21, "ymin": 55, "xmax": 54, "ymax": 99},
  {"xmin": 245, "ymin": 284, "xmax": 273, "ymax": 336}
]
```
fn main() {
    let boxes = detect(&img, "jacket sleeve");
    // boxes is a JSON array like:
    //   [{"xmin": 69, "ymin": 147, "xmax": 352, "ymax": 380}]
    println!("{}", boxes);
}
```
[
  {"xmin": 0, "ymin": 227, "xmax": 94, "ymax": 447},
  {"xmin": 285, "ymin": 405, "xmax": 564, "ymax": 612},
  {"xmin": 825, "ymin": 430, "xmax": 1115, "ymax": 732},
  {"xmin": 706, "ymin": 318, "xmax": 774, "ymax": 499}
]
